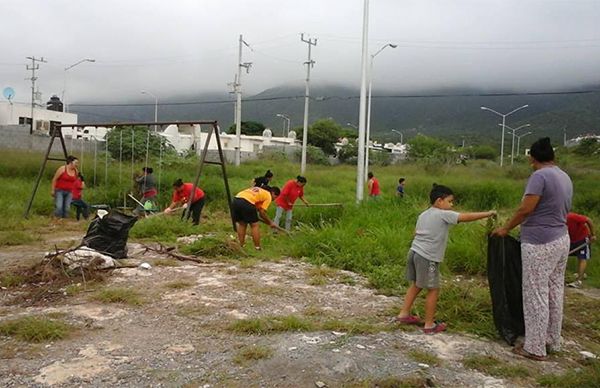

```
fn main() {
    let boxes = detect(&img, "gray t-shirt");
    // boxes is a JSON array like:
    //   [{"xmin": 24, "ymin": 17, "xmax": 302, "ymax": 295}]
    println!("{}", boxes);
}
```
[
  {"xmin": 410, "ymin": 207, "xmax": 460, "ymax": 263},
  {"xmin": 520, "ymin": 166, "xmax": 572, "ymax": 245}
]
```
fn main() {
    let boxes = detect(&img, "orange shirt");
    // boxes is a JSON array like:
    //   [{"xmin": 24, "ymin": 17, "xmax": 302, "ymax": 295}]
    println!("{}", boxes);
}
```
[
  {"xmin": 236, "ymin": 187, "xmax": 272, "ymax": 211},
  {"xmin": 172, "ymin": 183, "xmax": 204, "ymax": 204}
]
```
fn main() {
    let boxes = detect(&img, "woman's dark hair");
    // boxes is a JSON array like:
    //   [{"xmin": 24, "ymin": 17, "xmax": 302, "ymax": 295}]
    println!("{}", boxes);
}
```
[
  {"xmin": 66, "ymin": 155, "xmax": 78, "ymax": 164},
  {"xmin": 265, "ymin": 170, "xmax": 273, "ymax": 179},
  {"xmin": 143, "ymin": 167, "xmax": 153, "ymax": 174},
  {"xmin": 399, "ymin": 178, "xmax": 405, "ymax": 184},
  {"xmin": 368, "ymin": 172, "xmax": 374, "ymax": 179},
  {"xmin": 173, "ymin": 178, "xmax": 184, "ymax": 188},
  {"xmin": 296, "ymin": 175, "xmax": 307, "ymax": 184},
  {"xmin": 254, "ymin": 176, "xmax": 269, "ymax": 188},
  {"xmin": 270, "ymin": 186, "xmax": 280, "ymax": 196},
  {"xmin": 529, "ymin": 137, "xmax": 555, "ymax": 163},
  {"xmin": 429, "ymin": 183, "xmax": 454, "ymax": 204}
]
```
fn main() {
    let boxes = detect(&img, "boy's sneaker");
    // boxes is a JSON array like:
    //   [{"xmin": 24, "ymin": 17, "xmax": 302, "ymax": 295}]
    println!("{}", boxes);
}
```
[{"xmin": 567, "ymin": 280, "xmax": 582, "ymax": 288}]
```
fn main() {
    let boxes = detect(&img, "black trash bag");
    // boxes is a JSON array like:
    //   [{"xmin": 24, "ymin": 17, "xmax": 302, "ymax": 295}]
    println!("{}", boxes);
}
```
[
  {"xmin": 487, "ymin": 235, "xmax": 525, "ymax": 346},
  {"xmin": 82, "ymin": 211, "xmax": 137, "ymax": 259}
]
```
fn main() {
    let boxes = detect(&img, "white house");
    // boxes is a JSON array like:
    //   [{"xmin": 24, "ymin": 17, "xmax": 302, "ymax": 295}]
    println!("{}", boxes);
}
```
[
  {"xmin": 160, "ymin": 124, "xmax": 298, "ymax": 155},
  {"xmin": 0, "ymin": 101, "xmax": 77, "ymax": 133}
]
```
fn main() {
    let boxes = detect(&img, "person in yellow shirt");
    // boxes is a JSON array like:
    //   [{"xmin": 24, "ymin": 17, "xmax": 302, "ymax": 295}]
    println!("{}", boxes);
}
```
[{"xmin": 232, "ymin": 185, "xmax": 281, "ymax": 250}]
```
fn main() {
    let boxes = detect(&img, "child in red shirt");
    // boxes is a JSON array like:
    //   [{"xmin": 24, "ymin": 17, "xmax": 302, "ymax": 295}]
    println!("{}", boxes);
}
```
[
  {"xmin": 71, "ymin": 173, "xmax": 90, "ymax": 221},
  {"xmin": 368, "ymin": 172, "xmax": 380, "ymax": 198},
  {"xmin": 567, "ymin": 212, "xmax": 596, "ymax": 288},
  {"xmin": 164, "ymin": 179, "xmax": 205, "ymax": 225}
]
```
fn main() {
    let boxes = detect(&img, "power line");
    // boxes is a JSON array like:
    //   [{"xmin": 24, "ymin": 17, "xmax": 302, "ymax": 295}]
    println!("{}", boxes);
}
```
[{"xmin": 67, "ymin": 88, "xmax": 600, "ymax": 108}]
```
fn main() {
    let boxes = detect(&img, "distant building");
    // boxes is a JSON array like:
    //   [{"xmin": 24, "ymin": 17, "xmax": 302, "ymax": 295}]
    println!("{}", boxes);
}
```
[
  {"xmin": 565, "ymin": 134, "xmax": 600, "ymax": 147},
  {"xmin": 0, "ymin": 100, "xmax": 77, "ymax": 134}
]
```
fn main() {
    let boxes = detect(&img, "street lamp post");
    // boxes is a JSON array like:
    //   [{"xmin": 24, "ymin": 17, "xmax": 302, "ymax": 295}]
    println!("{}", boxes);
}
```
[
  {"xmin": 480, "ymin": 104, "xmax": 529, "ymax": 167},
  {"xmin": 365, "ymin": 43, "xmax": 397, "ymax": 181},
  {"xmin": 500, "ymin": 123, "xmax": 530, "ymax": 165},
  {"xmin": 141, "ymin": 90, "xmax": 159, "ymax": 132},
  {"xmin": 390, "ymin": 129, "xmax": 403, "ymax": 144},
  {"xmin": 515, "ymin": 131, "xmax": 533, "ymax": 158},
  {"xmin": 63, "ymin": 58, "xmax": 95, "ymax": 113},
  {"xmin": 276, "ymin": 113, "xmax": 291, "ymax": 137}
]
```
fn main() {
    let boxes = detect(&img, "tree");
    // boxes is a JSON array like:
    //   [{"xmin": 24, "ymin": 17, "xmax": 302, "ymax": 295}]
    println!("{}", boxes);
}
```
[
  {"xmin": 105, "ymin": 126, "xmax": 174, "ymax": 161},
  {"xmin": 469, "ymin": 145, "xmax": 497, "ymax": 160},
  {"xmin": 574, "ymin": 138, "xmax": 599, "ymax": 156},
  {"xmin": 295, "ymin": 118, "xmax": 343, "ymax": 155},
  {"xmin": 407, "ymin": 134, "xmax": 452, "ymax": 161},
  {"xmin": 227, "ymin": 121, "xmax": 266, "ymax": 136}
]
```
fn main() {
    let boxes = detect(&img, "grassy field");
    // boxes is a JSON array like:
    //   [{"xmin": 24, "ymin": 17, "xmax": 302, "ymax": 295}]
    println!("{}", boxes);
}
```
[{"xmin": 1, "ymin": 148, "xmax": 599, "ymax": 338}]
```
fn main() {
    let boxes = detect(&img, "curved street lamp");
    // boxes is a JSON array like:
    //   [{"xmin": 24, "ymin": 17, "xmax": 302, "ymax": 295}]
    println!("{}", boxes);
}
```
[
  {"xmin": 481, "ymin": 104, "xmax": 528, "ymax": 167},
  {"xmin": 63, "ymin": 58, "xmax": 95, "ymax": 112},
  {"xmin": 390, "ymin": 129, "xmax": 403, "ymax": 144},
  {"xmin": 276, "ymin": 113, "xmax": 291, "ymax": 137},
  {"xmin": 141, "ymin": 90, "xmax": 159, "ymax": 132},
  {"xmin": 365, "ymin": 43, "xmax": 397, "ymax": 180},
  {"xmin": 501, "ymin": 123, "xmax": 530, "ymax": 165}
]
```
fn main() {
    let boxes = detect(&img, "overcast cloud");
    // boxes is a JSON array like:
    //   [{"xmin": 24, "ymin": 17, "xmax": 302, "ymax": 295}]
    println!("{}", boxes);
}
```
[{"xmin": 2, "ymin": 0, "xmax": 599, "ymax": 104}]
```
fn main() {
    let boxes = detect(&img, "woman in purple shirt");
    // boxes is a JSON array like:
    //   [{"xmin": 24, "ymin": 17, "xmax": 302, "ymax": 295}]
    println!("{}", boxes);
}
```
[{"xmin": 493, "ymin": 137, "xmax": 572, "ymax": 361}]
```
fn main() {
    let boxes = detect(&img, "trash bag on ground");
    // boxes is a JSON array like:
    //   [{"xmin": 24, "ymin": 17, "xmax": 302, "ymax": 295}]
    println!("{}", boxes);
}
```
[
  {"xmin": 82, "ymin": 211, "xmax": 137, "ymax": 259},
  {"xmin": 487, "ymin": 235, "xmax": 525, "ymax": 346}
]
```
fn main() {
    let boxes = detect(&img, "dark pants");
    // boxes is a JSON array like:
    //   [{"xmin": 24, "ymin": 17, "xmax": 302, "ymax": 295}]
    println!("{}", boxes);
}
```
[
  {"xmin": 71, "ymin": 199, "xmax": 90, "ymax": 220},
  {"xmin": 186, "ymin": 197, "xmax": 205, "ymax": 225}
]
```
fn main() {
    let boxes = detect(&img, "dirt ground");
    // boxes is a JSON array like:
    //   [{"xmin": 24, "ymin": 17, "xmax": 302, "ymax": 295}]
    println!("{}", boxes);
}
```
[{"xmin": 0, "ymin": 231, "xmax": 598, "ymax": 387}]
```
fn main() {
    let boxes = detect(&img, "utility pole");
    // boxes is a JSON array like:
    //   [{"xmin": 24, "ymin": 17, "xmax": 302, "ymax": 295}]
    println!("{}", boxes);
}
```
[
  {"xmin": 300, "ymin": 33, "xmax": 317, "ymax": 175},
  {"xmin": 563, "ymin": 127, "xmax": 567, "ymax": 146},
  {"xmin": 26, "ymin": 56, "xmax": 47, "ymax": 134},
  {"xmin": 356, "ymin": 0, "xmax": 369, "ymax": 202},
  {"xmin": 235, "ymin": 35, "xmax": 252, "ymax": 167}
]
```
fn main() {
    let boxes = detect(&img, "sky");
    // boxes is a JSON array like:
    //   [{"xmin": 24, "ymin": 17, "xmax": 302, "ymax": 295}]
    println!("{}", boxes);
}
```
[{"xmin": 2, "ymin": 0, "xmax": 600, "ymax": 104}]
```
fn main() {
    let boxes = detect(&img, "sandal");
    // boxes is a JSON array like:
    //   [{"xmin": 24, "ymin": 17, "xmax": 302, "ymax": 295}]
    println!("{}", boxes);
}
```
[
  {"xmin": 394, "ymin": 315, "xmax": 422, "ymax": 325},
  {"xmin": 512, "ymin": 344, "xmax": 547, "ymax": 361},
  {"xmin": 422, "ymin": 322, "xmax": 447, "ymax": 334}
]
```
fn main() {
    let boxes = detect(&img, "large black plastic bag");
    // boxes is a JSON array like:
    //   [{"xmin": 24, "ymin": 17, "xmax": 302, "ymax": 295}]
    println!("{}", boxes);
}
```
[
  {"xmin": 82, "ymin": 211, "xmax": 137, "ymax": 259},
  {"xmin": 487, "ymin": 235, "xmax": 525, "ymax": 345}
]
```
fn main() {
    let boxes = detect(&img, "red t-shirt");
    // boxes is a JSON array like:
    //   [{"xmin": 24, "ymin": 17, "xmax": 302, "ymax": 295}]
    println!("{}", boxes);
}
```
[
  {"xmin": 72, "ymin": 178, "xmax": 83, "ymax": 200},
  {"xmin": 275, "ymin": 180, "xmax": 304, "ymax": 210},
  {"xmin": 369, "ymin": 178, "xmax": 380, "ymax": 196},
  {"xmin": 54, "ymin": 169, "xmax": 77, "ymax": 191},
  {"xmin": 567, "ymin": 212, "xmax": 590, "ymax": 242},
  {"xmin": 172, "ymin": 183, "xmax": 204, "ymax": 204}
]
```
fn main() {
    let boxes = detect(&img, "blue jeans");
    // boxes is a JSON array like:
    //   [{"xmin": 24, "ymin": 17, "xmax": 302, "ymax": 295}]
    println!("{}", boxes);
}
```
[
  {"xmin": 71, "ymin": 199, "xmax": 90, "ymax": 220},
  {"xmin": 274, "ymin": 206, "xmax": 293, "ymax": 230},
  {"xmin": 54, "ymin": 190, "xmax": 72, "ymax": 218}
]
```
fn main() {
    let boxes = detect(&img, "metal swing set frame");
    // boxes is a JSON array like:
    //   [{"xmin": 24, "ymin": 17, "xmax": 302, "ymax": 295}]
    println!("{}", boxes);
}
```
[{"xmin": 24, "ymin": 120, "xmax": 236, "ymax": 231}]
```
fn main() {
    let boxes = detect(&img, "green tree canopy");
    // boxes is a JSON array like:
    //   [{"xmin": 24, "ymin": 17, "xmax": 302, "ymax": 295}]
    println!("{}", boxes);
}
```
[
  {"xmin": 295, "ymin": 118, "xmax": 343, "ymax": 155},
  {"xmin": 227, "ymin": 121, "xmax": 266, "ymax": 136},
  {"xmin": 105, "ymin": 126, "xmax": 175, "ymax": 162},
  {"xmin": 407, "ymin": 134, "xmax": 452, "ymax": 160}
]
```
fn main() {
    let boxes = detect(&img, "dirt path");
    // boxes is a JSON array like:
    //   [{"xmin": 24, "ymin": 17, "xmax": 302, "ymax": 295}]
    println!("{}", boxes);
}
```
[{"xmin": 0, "ymin": 238, "xmax": 595, "ymax": 387}]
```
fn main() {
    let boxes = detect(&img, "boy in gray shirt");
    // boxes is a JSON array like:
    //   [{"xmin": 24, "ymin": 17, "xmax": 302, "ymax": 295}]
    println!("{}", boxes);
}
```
[{"xmin": 395, "ymin": 184, "xmax": 496, "ymax": 334}]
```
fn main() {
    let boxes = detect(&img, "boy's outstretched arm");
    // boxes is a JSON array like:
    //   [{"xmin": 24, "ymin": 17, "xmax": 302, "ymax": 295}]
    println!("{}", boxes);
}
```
[
  {"xmin": 458, "ymin": 210, "xmax": 496, "ymax": 223},
  {"xmin": 585, "ymin": 217, "xmax": 596, "ymax": 241}
]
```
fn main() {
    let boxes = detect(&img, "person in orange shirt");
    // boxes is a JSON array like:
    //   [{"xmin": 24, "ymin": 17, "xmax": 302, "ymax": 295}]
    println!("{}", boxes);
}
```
[
  {"xmin": 232, "ymin": 185, "xmax": 281, "ymax": 250},
  {"xmin": 368, "ymin": 171, "xmax": 381, "ymax": 199},
  {"xmin": 274, "ymin": 176, "xmax": 309, "ymax": 231},
  {"xmin": 164, "ymin": 179, "xmax": 205, "ymax": 225}
]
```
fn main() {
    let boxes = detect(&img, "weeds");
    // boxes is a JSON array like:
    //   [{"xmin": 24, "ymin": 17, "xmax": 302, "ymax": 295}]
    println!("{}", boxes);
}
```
[
  {"xmin": 164, "ymin": 280, "xmax": 195, "ymax": 289},
  {"xmin": 233, "ymin": 344, "xmax": 273, "ymax": 365},
  {"xmin": 229, "ymin": 315, "xmax": 314, "ymax": 335},
  {"xmin": 537, "ymin": 359, "xmax": 600, "ymax": 387},
  {"xmin": 0, "ymin": 316, "xmax": 71, "ymax": 342},
  {"xmin": 463, "ymin": 354, "xmax": 530, "ymax": 378},
  {"xmin": 0, "ymin": 273, "xmax": 26, "ymax": 288},
  {"xmin": 92, "ymin": 287, "xmax": 144, "ymax": 305},
  {"xmin": 408, "ymin": 349, "xmax": 441, "ymax": 366}
]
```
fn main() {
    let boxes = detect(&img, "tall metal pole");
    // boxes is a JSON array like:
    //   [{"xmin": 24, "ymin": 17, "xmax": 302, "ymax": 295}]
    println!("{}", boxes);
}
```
[
  {"xmin": 26, "ymin": 56, "xmax": 46, "ymax": 134},
  {"xmin": 234, "ymin": 35, "xmax": 252, "ymax": 166},
  {"xmin": 356, "ymin": 0, "xmax": 369, "ymax": 202},
  {"xmin": 235, "ymin": 35, "xmax": 243, "ymax": 167},
  {"xmin": 501, "ymin": 115, "xmax": 506, "ymax": 168},
  {"xmin": 300, "ymin": 33, "xmax": 317, "ymax": 175},
  {"xmin": 63, "ymin": 58, "xmax": 95, "ymax": 113},
  {"xmin": 365, "ymin": 56, "xmax": 374, "ymax": 182}
]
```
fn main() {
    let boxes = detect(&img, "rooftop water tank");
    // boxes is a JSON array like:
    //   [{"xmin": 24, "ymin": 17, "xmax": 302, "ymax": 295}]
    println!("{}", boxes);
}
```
[{"xmin": 46, "ymin": 95, "xmax": 64, "ymax": 112}]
